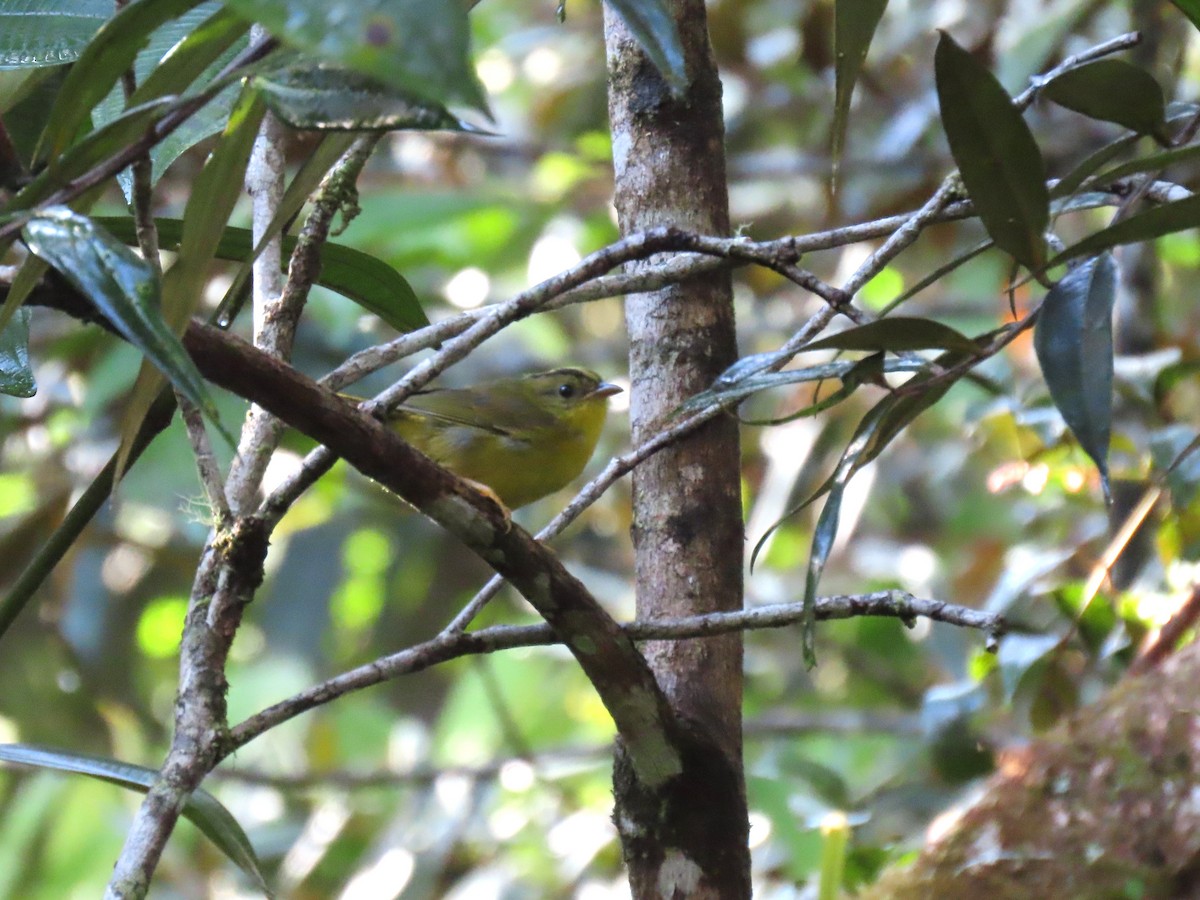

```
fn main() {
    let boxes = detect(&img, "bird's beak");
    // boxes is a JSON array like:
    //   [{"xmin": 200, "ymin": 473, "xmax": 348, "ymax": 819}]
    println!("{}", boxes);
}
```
[{"xmin": 593, "ymin": 381, "xmax": 623, "ymax": 399}]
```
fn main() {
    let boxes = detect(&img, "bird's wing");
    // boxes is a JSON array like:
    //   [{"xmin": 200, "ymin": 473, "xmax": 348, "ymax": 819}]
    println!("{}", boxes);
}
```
[{"xmin": 397, "ymin": 390, "xmax": 515, "ymax": 437}]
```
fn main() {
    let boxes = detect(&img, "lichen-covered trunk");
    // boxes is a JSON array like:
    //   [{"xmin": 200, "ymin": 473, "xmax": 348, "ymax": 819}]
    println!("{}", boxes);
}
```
[{"xmin": 604, "ymin": 2, "xmax": 749, "ymax": 896}]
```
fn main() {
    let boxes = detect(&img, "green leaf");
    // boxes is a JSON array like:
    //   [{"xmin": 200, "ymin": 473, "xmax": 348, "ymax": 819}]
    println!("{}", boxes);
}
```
[
  {"xmin": 1033, "ymin": 254, "xmax": 1116, "ymax": 498},
  {"xmin": 96, "ymin": 216, "xmax": 428, "ymax": 332},
  {"xmin": 17, "ymin": 96, "xmax": 176, "ymax": 207},
  {"xmin": 752, "ymin": 355, "xmax": 966, "ymax": 666},
  {"xmin": 0, "ymin": 307, "xmax": 35, "ymax": 397},
  {"xmin": 934, "ymin": 31, "xmax": 1049, "ymax": 270},
  {"xmin": 832, "ymin": 0, "xmax": 888, "ymax": 177},
  {"xmin": 802, "ymin": 317, "xmax": 978, "ymax": 354},
  {"xmin": 1169, "ymin": 1, "xmax": 1200, "ymax": 31},
  {"xmin": 1050, "ymin": 106, "xmax": 1200, "ymax": 200},
  {"xmin": 0, "ymin": 0, "xmax": 109, "ymax": 69},
  {"xmin": 1043, "ymin": 60, "xmax": 1169, "ymax": 145},
  {"xmin": 36, "ymin": 0, "xmax": 206, "ymax": 163},
  {"xmin": 254, "ymin": 60, "xmax": 489, "ymax": 133},
  {"xmin": 222, "ymin": 0, "xmax": 487, "ymax": 110},
  {"xmin": 0, "ymin": 743, "xmax": 268, "ymax": 894},
  {"xmin": 114, "ymin": 88, "xmax": 263, "ymax": 471},
  {"xmin": 605, "ymin": 0, "xmax": 688, "ymax": 94},
  {"xmin": 21, "ymin": 206, "xmax": 219, "ymax": 420},
  {"xmin": 1094, "ymin": 141, "xmax": 1200, "ymax": 185},
  {"xmin": 1054, "ymin": 193, "xmax": 1200, "ymax": 265},
  {"xmin": 93, "ymin": 3, "xmax": 249, "ymax": 194}
]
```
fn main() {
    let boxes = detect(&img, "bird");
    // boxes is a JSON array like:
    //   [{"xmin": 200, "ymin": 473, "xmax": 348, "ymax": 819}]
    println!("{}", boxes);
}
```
[{"xmin": 384, "ymin": 367, "xmax": 622, "ymax": 509}]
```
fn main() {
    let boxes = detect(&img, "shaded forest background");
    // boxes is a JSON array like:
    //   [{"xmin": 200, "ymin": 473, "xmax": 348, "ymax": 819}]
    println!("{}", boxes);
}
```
[{"xmin": 2, "ymin": 0, "xmax": 1200, "ymax": 896}]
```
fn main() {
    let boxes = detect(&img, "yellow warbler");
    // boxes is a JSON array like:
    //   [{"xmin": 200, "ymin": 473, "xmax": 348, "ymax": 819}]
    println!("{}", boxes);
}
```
[{"xmin": 385, "ymin": 367, "xmax": 621, "ymax": 509}]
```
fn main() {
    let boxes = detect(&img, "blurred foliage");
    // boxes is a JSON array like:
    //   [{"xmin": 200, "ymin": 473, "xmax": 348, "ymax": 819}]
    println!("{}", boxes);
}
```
[{"xmin": 3, "ymin": 0, "xmax": 1200, "ymax": 896}]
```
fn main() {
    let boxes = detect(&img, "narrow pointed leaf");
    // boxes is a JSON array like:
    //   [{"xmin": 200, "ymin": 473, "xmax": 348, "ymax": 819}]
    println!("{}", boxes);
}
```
[
  {"xmin": 94, "ymin": 3, "xmax": 249, "ymax": 194},
  {"xmin": 0, "ymin": 0, "xmax": 108, "ymax": 68},
  {"xmin": 795, "ymin": 400, "xmax": 895, "ymax": 667},
  {"xmin": 0, "ymin": 307, "xmax": 34, "ymax": 397},
  {"xmin": 1095, "ymin": 141, "xmax": 1200, "ymax": 185},
  {"xmin": 0, "ymin": 743, "xmax": 268, "ymax": 893},
  {"xmin": 1033, "ymin": 254, "xmax": 1116, "ymax": 498},
  {"xmin": 114, "ymin": 90, "xmax": 263, "ymax": 473},
  {"xmin": 1043, "ymin": 60, "xmax": 1169, "ymax": 145},
  {"xmin": 222, "ymin": 0, "xmax": 486, "ymax": 110},
  {"xmin": 935, "ymin": 31, "xmax": 1048, "ymax": 269},
  {"xmin": 254, "ymin": 61, "xmax": 489, "ymax": 133},
  {"xmin": 22, "ymin": 206, "xmax": 218, "ymax": 419},
  {"xmin": 96, "ymin": 216, "xmax": 427, "ymax": 332},
  {"xmin": 37, "ymin": 0, "xmax": 205, "ymax": 162},
  {"xmin": 1054, "ymin": 193, "xmax": 1200, "ymax": 265},
  {"xmin": 751, "ymin": 353, "xmax": 970, "ymax": 573},
  {"xmin": 802, "ymin": 317, "xmax": 977, "ymax": 353},
  {"xmin": 605, "ymin": 0, "xmax": 688, "ymax": 94},
  {"xmin": 832, "ymin": 0, "xmax": 888, "ymax": 174}
]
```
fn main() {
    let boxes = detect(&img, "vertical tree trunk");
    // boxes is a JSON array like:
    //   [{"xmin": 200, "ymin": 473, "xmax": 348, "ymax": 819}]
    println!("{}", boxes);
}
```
[{"xmin": 604, "ymin": 3, "xmax": 749, "ymax": 896}]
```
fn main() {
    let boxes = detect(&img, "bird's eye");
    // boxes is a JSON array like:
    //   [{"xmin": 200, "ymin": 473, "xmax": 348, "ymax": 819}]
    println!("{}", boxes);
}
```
[{"xmin": 557, "ymin": 383, "xmax": 576, "ymax": 399}]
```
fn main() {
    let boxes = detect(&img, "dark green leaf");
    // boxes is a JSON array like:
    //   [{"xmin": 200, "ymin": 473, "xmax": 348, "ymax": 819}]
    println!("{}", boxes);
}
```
[
  {"xmin": 21, "ymin": 206, "xmax": 219, "ymax": 420},
  {"xmin": 1050, "ymin": 132, "xmax": 1143, "ymax": 199},
  {"xmin": 832, "ymin": 0, "xmax": 888, "ymax": 176},
  {"xmin": 0, "ymin": 0, "xmax": 109, "ymax": 68},
  {"xmin": 605, "ymin": 0, "xmax": 688, "ymax": 94},
  {"xmin": 1051, "ymin": 106, "xmax": 1200, "ymax": 200},
  {"xmin": 0, "ymin": 307, "xmax": 35, "ymax": 397},
  {"xmin": 16, "ymin": 97, "xmax": 176, "ymax": 207},
  {"xmin": 802, "ymin": 317, "xmax": 978, "ymax": 354},
  {"xmin": 254, "ymin": 61, "xmax": 489, "ymax": 132},
  {"xmin": 0, "ymin": 743, "xmax": 268, "ymax": 893},
  {"xmin": 36, "ymin": 0, "xmax": 205, "ymax": 162},
  {"xmin": 96, "ymin": 216, "xmax": 427, "ymax": 332},
  {"xmin": 1033, "ymin": 254, "xmax": 1116, "ymax": 498},
  {"xmin": 1094, "ymin": 141, "xmax": 1200, "ymax": 185},
  {"xmin": 934, "ymin": 31, "xmax": 1048, "ymax": 269},
  {"xmin": 221, "ymin": 0, "xmax": 486, "ymax": 110},
  {"xmin": 1054, "ymin": 194, "xmax": 1200, "ymax": 266},
  {"xmin": 93, "ymin": 3, "xmax": 249, "ymax": 194},
  {"xmin": 1043, "ymin": 60, "xmax": 1169, "ymax": 145},
  {"xmin": 1170, "ymin": 1, "xmax": 1200, "ymax": 31}
]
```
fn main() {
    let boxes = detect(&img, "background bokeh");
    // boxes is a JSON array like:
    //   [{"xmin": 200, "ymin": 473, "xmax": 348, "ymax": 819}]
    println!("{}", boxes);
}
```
[{"xmin": 2, "ymin": 0, "xmax": 1200, "ymax": 896}]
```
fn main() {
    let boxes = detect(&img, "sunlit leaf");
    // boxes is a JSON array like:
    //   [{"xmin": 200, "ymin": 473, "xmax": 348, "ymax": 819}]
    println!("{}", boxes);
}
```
[
  {"xmin": 1043, "ymin": 60, "xmax": 1169, "ymax": 145},
  {"xmin": 22, "ymin": 207, "xmax": 218, "ymax": 420},
  {"xmin": 802, "ymin": 317, "xmax": 978, "ymax": 354},
  {"xmin": 1033, "ymin": 254, "xmax": 1116, "ymax": 499},
  {"xmin": 605, "ymin": 0, "xmax": 688, "ymax": 94},
  {"xmin": 0, "ymin": 0, "xmax": 109, "ymax": 69},
  {"xmin": 221, "ymin": 0, "xmax": 486, "ymax": 110},
  {"xmin": 96, "ymin": 216, "xmax": 427, "ymax": 332},
  {"xmin": 934, "ymin": 31, "xmax": 1048, "ymax": 270},
  {"xmin": 0, "ymin": 743, "xmax": 268, "ymax": 893},
  {"xmin": 0, "ymin": 307, "xmax": 34, "ymax": 397},
  {"xmin": 832, "ymin": 0, "xmax": 888, "ymax": 177},
  {"xmin": 254, "ymin": 60, "xmax": 489, "ymax": 133}
]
